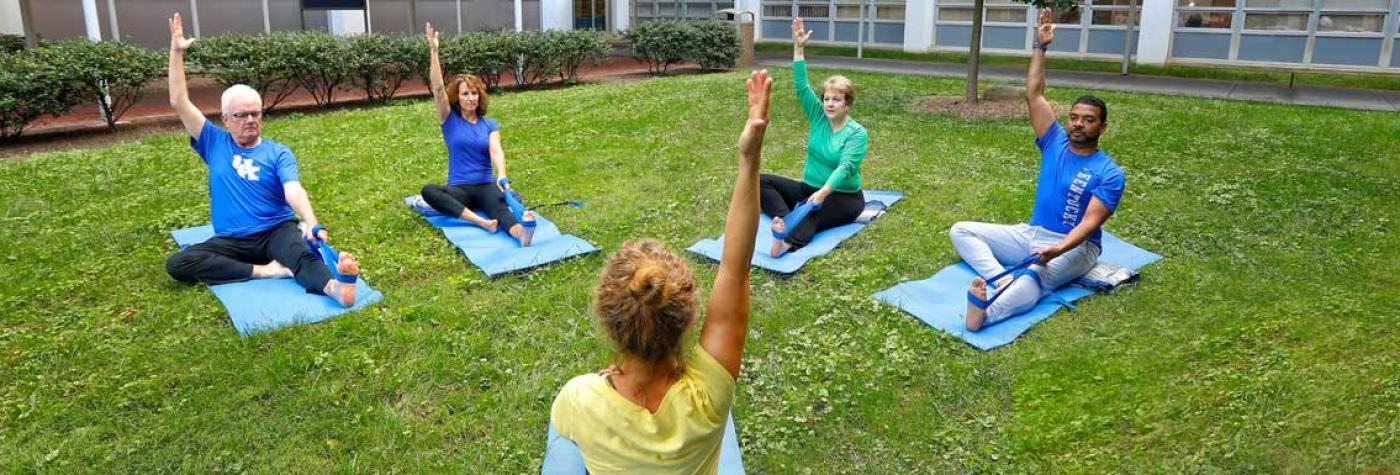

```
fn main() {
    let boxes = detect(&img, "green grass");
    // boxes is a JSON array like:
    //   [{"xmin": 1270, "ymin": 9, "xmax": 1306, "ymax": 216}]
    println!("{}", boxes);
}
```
[
  {"xmin": 757, "ymin": 42, "xmax": 1400, "ymax": 91},
  {"xmin": 2, "ymin": 68, "xmax": 1398, "ymax": 472}
]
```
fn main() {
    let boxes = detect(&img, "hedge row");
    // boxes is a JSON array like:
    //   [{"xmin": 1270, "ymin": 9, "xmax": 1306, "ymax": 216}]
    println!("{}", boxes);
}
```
[
  {"xmin": 1, "ymin": 39, "xmax": 163, "ymax": 140},
  {"xmin": 2, "ymin": 22, "xmax": 737, "ymax": 141},
  {"xmin": 625, "ymin": 20, "xmax": 740, "ymax": 75}
]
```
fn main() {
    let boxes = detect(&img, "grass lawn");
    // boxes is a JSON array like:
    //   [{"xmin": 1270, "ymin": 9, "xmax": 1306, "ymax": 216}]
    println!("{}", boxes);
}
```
[
  {"xmin": 1, "ymin": 67, "xmax": 1397, "ymax": 472},
  {"xmin": 757, "ymin": 42, "xmax": 1400, "ymax": 91}
]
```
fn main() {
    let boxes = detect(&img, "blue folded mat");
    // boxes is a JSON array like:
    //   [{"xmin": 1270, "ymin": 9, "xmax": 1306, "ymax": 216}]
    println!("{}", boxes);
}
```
[
  {"xmin": 686, "ymin": 190, "xmax": 904, "ymax": 275},
  {"xmin": 541, "ymin": 412, "xmax": 745, "ymax": 474},
  {"xmin": 405, "ymin": 195, "xmax": 599, "ymax": 278},
  {"xmin": 170, "ymin": 225, "xmax": 385, "ymax": 337},
  {"xmin": 872, "ymin": 232, "xmax": 1161, "ymax": 351}
]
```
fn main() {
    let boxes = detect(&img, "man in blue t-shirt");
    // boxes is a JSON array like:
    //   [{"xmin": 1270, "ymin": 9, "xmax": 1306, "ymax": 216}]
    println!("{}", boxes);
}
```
[
  {"xmin": 949, "ymin": 10, "xmax": 1126, "ymax": 332},
  {"xmin": 161, "ymin": 13, "xmax": 361, "ymax": 307}
]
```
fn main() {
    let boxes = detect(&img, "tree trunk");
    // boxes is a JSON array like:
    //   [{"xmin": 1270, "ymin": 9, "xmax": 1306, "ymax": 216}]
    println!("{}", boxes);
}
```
[{"xmin": 965, "ymin": 0, "xmax": 986, "ymax": 104}]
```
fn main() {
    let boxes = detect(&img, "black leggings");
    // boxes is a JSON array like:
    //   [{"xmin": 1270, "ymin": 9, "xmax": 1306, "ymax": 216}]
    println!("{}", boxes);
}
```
[
  {"xmin": 165, "ymin": 220, "xmax": 332, "ymax": 292},
  {"xmin": 420, "ymin": 182, "xmax": 521, "ymax": 231},
  {"xmin": 759, "ymin": 174, "xmax": 865, "ymax": 249}
]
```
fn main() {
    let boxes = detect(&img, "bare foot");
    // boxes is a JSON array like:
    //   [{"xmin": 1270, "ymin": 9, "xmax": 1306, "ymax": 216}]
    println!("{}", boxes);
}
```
[
  {"xmin": 771, "ymin": 216, "xmax": 786, "ymax": 237},
  {"xmin": 477, "ymin": 218, "xmax": 499, "ymax": 233},
  {"xmin": 966, "ymin": 277, "xmax": 988, "ymax": 332},
  {"xmin": 324, "ymin": 253, "xmax": 360, "ymax": 307},
  {"xmin": 519, "ymin": 211, "xmax": 536, "ymax": 247},
  {"xmin": 770, "ymin": 239, "xmax": 792, "ymax": 258},
  {"xmin": 252, "ymin": 260, "xmax": 293, "ymax": 279}
]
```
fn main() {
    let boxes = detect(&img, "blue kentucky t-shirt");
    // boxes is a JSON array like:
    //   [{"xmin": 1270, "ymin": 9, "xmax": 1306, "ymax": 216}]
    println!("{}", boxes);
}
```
[
  {"xmin": 190, "ymin": 121, "xmax": 299, "ymax": 237},
  {"xmin": 441, "ymin": 113, "xmax": 500, "ymax": 186},
  {"xmin": 1029, "ymin": 121, "xmax": 1125, "ymax": 248}
]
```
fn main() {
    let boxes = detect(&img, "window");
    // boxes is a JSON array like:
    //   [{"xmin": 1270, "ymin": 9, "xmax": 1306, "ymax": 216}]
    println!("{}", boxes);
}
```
[
  {"xmin": 985, "ymin": 7, "xmax": 1028, "ymax": 22},
  {"xmin": 836, "ymin": 4, "xmax": 863, "ymax": 19},
  {"xmin": 875, "ymin": 5, "xmax": 905, "ymax": 20},
  {"xmin": 763, "ymin": 4, "xmax": 792, "ymax": 17},
  {"xmin": 1178, "ymin": 0, "xmax": 1237, "ymax": 6},
  {"xmin": 1318, "ymin": 0, "xmax": 1388, "ymax": 8},
  {"xmin": 1091, "ymin": 10, "xmax": 1139, "ymax": 25},
  {"xmin": 938, "ymin": 8, "xmax": 975, "ymax": 21},
  {"xmin": 1243, "ymin": 12, "xmax": 1309, "ymax": 30},
  {"xmin": 1246, "ymin": 0, "xmax": 1313, "ymax": 7},
  {"xmin": 1177, "ymin": 11, "xmax": 1234, "ymax": 27},
  {"xmin": 797, "ymin": 5, "xmax": 829, "ymax": 17},
  {"xmin": 1053, "ymin": 7, "xmax": 1083, "ymax": 24},
  {"xmin": 1317, "ymin": 13, "xmax": 1385, "ymax": 31}
]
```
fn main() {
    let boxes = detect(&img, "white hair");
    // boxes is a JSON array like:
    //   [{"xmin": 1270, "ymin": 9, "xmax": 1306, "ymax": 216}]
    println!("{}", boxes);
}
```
[{"xmin": 220, "ymin": 84, "xmax": 263, "ymax": 115}]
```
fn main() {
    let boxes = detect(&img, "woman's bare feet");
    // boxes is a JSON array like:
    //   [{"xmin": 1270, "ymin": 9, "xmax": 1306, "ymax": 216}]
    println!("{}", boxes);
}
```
[
  {"xmin": 519, "ymin": 211, "xmax": 536, "ymax": 247},
  {"xmin": 460, "ymin": 210, "xmax": 498, "ymax": 233},
  {"xmin": 324, "ymin": 253, "xmax": 361, "ymax": 307},
  {"xmin": 770, "ymin": 216, "xmax": 793, "ymax": 257},
  {"xmin": 966, "ymin": 277, "xmax": 989, "ymax": 331},
  {"xmin": 252, "ymin": 260, "xmax": 293, "ymax": 279}
]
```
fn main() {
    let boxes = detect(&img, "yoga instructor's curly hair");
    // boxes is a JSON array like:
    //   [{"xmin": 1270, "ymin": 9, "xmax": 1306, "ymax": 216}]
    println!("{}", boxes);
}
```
[{"xmin": 593, "ymin": 240, "xmax": 698, "ymax": 366}]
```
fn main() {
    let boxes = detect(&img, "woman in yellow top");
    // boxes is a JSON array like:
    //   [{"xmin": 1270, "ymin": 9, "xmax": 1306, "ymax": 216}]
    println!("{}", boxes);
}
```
[
  {"xmin": 549, "ymin": 70, "xmax": 773, "ymax": 474},
  {"xmin": 763, "ymin": 17, "xmax": 869, "ymax": 258}
]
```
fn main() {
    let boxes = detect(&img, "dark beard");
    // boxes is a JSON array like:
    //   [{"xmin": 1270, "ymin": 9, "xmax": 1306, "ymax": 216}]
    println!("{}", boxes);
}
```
[{"xmin": 1069, "ymin": 132, "xmax": 1099, "ymax": 149}]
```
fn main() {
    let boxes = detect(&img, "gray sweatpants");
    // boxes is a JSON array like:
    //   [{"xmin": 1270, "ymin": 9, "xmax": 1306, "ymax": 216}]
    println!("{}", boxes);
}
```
[{"xmin": 949, "ymin": 222, "xmax": 1101, "ymax": 326}]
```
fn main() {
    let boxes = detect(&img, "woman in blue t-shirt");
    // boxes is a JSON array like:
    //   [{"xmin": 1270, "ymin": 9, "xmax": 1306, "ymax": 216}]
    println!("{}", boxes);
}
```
[{"xmin": 420, "ymin": 23, "xmax": 535, "ymax": 246}]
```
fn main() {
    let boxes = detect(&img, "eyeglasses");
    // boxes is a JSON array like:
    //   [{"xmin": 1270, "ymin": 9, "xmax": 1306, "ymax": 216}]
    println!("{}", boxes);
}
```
[{"xmin": 227, "ymin": 110, "xmax": 263, "ymax": 121}]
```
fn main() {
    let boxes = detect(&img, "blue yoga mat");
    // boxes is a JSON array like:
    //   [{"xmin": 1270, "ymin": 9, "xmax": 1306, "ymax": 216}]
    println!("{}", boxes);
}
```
[
  {"xmin": 686, "ymin": 190, "xmax": 904, "ymax": 275},
  {"xmin": 872, "ymin": 232, "xmax": 1162, "ymax": 351},
  {"xmin": 405, "ymin": 196, "xmax": 599, "ymax": 278},
  {"xmin": 541, "ymin": 412, "xmax": 745, "ymax": 474},
  {"xmin": 170, "ymin": 225, "xmax": 385, "ymax": 337}
]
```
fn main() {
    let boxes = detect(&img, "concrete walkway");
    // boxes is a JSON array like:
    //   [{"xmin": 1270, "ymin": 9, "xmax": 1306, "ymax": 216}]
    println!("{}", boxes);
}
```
[{"xmin": 756, "ymin": 52, "xmax": 1400, "ymax": 112}]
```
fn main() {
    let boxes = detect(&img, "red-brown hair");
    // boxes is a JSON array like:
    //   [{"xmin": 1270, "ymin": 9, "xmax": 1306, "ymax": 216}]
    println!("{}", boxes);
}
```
[
  {"xmin": 593, "ymin": 240, "xmax": 698, "ymax": 366},
  {"xmin": 445, "ymin": 74, "xmax": 489, "ymax": 117}
]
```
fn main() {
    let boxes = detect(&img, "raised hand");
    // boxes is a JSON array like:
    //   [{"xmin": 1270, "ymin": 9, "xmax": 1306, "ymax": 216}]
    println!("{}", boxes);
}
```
[
  {"xmin": 739, "ymin": 69, "xmax": 773, "ymax": 158},
  {"xmin": 425, "ymin": 22, "xmax": 439, "ymax": 51},
  {"xmin": 169, "ymin": 13, "xmax": 196, "ymax": 52},
  {"xmin": 791, "ymin": 17, "xmax": 812, "ymax": 46},
  {"xmin": 1036, "ymin": 10, "xmax": 1056, "ymax": 47}
]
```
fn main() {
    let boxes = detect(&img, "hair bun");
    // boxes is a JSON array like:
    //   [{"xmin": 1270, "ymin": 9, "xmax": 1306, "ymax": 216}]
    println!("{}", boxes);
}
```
[{"xmin": 628, "ymin": 260, "xmax": 672, "ymax": 305}]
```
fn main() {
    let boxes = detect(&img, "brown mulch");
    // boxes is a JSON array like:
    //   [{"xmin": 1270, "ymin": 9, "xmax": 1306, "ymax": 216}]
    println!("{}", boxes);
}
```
[{"xmin": 915, "ymin": 96, "xmax": 1069, "ymax": 120}]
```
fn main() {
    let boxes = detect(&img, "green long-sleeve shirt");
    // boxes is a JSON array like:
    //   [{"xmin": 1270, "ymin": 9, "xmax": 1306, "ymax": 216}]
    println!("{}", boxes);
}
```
[{"xmin": 794, "ymin": 60, "xmax": 867, "ymax": 193}]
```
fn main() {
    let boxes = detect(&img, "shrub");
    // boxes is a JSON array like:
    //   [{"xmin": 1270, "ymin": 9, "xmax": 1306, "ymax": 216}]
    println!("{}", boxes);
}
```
[
  {"xmin": 553, "ymin": 30, "xmax": 612, "ymax": 83},
  {"xmin": 625, "ymin": 20, "xmax": 690, "ymax": 75},
  {"xmin": 347, "ymin": 34, "xmax": 426, "ymax": 103},
  {"xmin": 625, "ymin": 20, "xmax": 741, "ymax": 75},
  {"xmin": 508, "ymin": 30, "xmax": 565, "ymax": 87},
  {"xmin": 0, "ymin": 53, "xmax": 78, "ymax": 140},
  {"xmin": 0, "ymin": 34, "xmax": 24, "ymax": 55},
  {"xmin": 439, "ymin": 31, "xmax": 513, "ymax": 90},
  {"xmin": 281, "ymin": 32, "xmax": 353, "ymax": 106},
  {"xmin": 187, "ymin": 34, "xmax": 298, "ymax": 112},
  {"xmin": 688, "ymin": 20, "xmax": 740, "ymax": 71},
  {"xmin": 26, "ymin": 39, "xmax": 164, "ymax": 131}
]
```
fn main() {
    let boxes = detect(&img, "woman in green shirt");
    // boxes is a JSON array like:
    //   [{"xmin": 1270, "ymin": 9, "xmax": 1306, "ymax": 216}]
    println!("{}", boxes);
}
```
[{"xmin": 763, "ymin": 17, "xmax": 870, "ymax": 258}]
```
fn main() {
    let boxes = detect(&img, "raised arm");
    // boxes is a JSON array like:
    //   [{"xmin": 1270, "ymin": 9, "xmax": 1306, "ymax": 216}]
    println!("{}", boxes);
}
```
[
  {"xmin": 168, "ymin": 13, "xmax": 205, "ymax": 139},
  {"xmin": 1027, "ymin": 10, "xmax": 1056, "ymax": 139},
  {"xmin": 426, "ymin": 23, "xmax": 450, "ymax": 123},
  {"xmin": 700, "ymin": 70, "xmax": 771, "ymax": 379},
  {"xmin": 790, "ymin": 18, "xmax": 823, "ymax": 123}
]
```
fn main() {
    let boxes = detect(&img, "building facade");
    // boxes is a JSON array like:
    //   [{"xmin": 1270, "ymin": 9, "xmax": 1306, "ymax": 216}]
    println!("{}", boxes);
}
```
[{"xmin": 11, "ymin": 0, "xmax": 1399, "ymax": 69}]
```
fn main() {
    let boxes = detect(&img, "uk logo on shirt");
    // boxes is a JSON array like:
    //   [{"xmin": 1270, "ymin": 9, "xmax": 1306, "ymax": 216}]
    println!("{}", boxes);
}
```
[{"xmin": 233, "ymin": 154, "xmax": 260, "ymax": 181}]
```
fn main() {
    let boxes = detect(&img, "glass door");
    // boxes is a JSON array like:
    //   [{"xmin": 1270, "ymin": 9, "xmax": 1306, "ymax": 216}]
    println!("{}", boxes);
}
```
[{"xmin": 575, "ymin": 0, "xmax": 609, "ymax": 31}]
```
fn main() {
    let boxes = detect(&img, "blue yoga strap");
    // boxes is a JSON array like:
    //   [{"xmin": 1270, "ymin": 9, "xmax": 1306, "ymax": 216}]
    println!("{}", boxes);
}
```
[
  {"xmin": 306, "ymin": 224, "xmax": 357, "ymax": 284},
  {"xmin": 966, "ymin": 255, "xmax": 1039, "ymax": 310},
  {"xmin": 497, "ymin": 178, "xmax": 537, "ymax": 229},
  {"xmin": 773, "ymin": 200, "xmax": 822, "ymax": 240}
]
